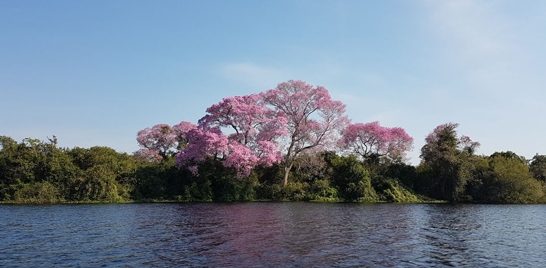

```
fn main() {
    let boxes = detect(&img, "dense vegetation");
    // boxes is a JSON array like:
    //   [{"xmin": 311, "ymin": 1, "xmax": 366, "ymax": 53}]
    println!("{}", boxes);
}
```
[
  {"xmin": 2, "ymin": 132, "xmax": 545, "ymax": 204},
  {"xmin": 2, "ymin": 80, "xmax": 545, "ymax": 204},
  {"xmin": 0, "ymin": 135, "xmax": 421, "ymax": 203}
]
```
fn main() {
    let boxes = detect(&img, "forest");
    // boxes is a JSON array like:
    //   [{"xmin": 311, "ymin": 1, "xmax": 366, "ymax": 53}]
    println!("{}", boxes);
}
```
[{"xmin": 2, "ymin": 80, "xmax": 546, "ymax": 204}]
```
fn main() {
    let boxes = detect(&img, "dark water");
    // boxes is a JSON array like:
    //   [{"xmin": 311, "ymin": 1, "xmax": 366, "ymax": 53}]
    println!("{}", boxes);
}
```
[{"xmin": 1, "ymin": 203, "xmax": 545, "ymax": 267}]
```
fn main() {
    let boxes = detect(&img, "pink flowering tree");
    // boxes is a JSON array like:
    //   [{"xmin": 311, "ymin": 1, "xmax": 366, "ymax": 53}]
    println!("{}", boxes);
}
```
[
  {"xmin": 176, "ymin": 94, "xmax": 286, "ymax": 178},
  {"xmin": 136, "ymin": 121, "xmax": 196, "ymax": 162},
  {"xmin": 262, "ymin": 80, "xmax": 349, "ymax": 186},
  {"xmin": 340, "ymin": 121, "xmax": 413, "ymax": 163}
]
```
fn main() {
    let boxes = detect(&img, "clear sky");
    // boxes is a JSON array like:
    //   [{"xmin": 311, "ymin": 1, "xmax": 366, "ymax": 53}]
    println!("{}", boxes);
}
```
[{"xmin": 1, "ymin": 0, "xmax": 545, "ymax": 165}]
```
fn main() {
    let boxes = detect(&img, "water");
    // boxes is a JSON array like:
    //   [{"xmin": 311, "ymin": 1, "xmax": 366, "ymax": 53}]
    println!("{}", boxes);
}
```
[{"xmin": 1, "ymin": 203, "xmax": 545, "ymax": 267}]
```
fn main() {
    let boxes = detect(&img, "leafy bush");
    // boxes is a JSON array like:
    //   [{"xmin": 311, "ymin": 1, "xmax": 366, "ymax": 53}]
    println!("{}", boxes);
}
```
[
  {"xmin": 307, "ymin": 179, "xmax": 339, "ymax": 202},
  {"xmin": 478, "ymin": 156, "xmax": 544, "ymax": 204},
  {"xmin": 13, "ymin": 182, "xmax": 61, "ymax": 204},
  {"xmin": 372, "ymin": 177, "xmax": 421, "ymax": 203},
  {"xmin": 324, "ymin": 153, "xmax": 378, "ymax": 202}
]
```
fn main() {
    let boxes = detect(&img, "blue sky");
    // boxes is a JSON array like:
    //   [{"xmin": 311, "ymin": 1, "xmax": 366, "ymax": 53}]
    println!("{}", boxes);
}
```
[{"xmin": 1, "ymin": 0, "xmax": 545, "ymax": 165}]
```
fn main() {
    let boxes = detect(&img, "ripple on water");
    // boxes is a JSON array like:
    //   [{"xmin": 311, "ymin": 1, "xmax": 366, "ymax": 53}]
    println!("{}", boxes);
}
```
[{"xmin": 1, "ymin": 203, "xmax": 545, "ymax": 267}]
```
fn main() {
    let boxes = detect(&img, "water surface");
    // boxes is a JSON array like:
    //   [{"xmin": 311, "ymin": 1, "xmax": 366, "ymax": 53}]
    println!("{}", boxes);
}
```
[{"xmin": 1, "ymin": 203, "xmax": 545, "ymax": 267}]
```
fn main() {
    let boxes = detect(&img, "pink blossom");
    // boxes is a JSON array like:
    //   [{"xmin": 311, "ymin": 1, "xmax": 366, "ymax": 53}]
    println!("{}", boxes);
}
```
[
  {"xmin": 223, "ymin": 143, "xmax": 259, "ymax": 177},
  {"xmin": 172, "ymin": 121, "xmax": 197, "ymax": 145},
  {"xmin": 187, "ymin": 165, "xmax": 199, "ymax": 176},
  {"xmin": 134, "ymin": 148, "xmax": 163, "ymax": 163},
  {"xmin": 459, "ymin": 135, "xmax": 480, "ymax": 153},
  {"xmin": 340, "ymin": 121, "xmax": 413, "ymax": 161},
  {"xmin": 176, "ymin": 80, "xmax": 349, "ymax": 181},
  {"xmin": 135, "ymin": 124, "xmax": 177, "ymax": 160},
  {"xmin": 136, "ymin": 121, "xmax": 197, "ymax": 161},
  {"xmin": 262, "ymin": 80, "xmax": 349, "ymax": 185},
  {"xmin": 176, "ymin": 93, "xmax": 286, "ymax": 178},
  {"xmin": 175, "ymin": 127, "xmax": 230, "ymax": 168}
]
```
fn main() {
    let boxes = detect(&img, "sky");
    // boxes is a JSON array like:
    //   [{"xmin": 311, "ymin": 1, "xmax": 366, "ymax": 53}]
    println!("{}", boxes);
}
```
[{"xmin": 1, "ymin": 0, "xmax": 546, "ymax": 165}]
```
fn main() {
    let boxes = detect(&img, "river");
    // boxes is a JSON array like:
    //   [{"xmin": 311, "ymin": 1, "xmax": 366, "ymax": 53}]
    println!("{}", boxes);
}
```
[{"xmin": 1, "ymin": 203, "xmax": 545, "ymax": 267}]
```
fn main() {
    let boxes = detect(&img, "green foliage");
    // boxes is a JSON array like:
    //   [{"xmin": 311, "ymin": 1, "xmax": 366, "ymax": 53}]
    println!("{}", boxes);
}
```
[
  {"xmin": 13, "ymin": 181, "xmax": 61, "ymax": 204},
  {"xmin": 252, "ymin": 157, "xmax": 339, "ymax": 201},
  {"xmin": 372, "ymin": 176, "xmax": 421, "ymax": 203},
  {"xmin": 64, "ymin": 146, "xmax": 136, "ymax": 202},
  {"xmin": 477, "ymin": 155, "xmax": 544, "ymax": 203},
  {"xmin": 530, "ymin": 154, "xmax": 546, "ymax": 182},
  {"xmin": 306, "ymin": 179, "xmax": 339, "ymax": 202},
  {"xmin": 75, "ymin": 166, "xmax": 122, "ymax": 202},
  {"xmin": 0, "ymin": 136, "xmax": 136, "ymax": 203},
  {"xmin": 489, "ymin": 151, "xmax": 527, "ymax": 164},
  {"xmin": 419, "ymin": 124, "xmax": 480, "ymax": 202},
  {"xmin": 383, "ymin": 162, "xmax": 417, "ymax": 190},
  {"xmin": 324, "ymin": 153, "xmax": 378, "ymax": 202},
  {"xmin": 183, "ymin": 180, "xmax": 213, "ymax": 202},
  {"xmin": 458, "ymin": 156, "xmax": 489, "ymax": 202},
  {"xmin": 413, "ymin": 163, "xmax": 437, "ymax": 197},
  {"xmin": 134, "ymin": 162, "xmax": 173, "ymax": 200},
  {"xmin": 261, "ymin": 182, "xmax": 308, "ymax": 201},
  {"xmin": 210, "ymin": 175, "xmax": 257, "ymax": 202},
  {"xmin": 2, "ymin": 134, "xmax": 546, "ymax": 204}
]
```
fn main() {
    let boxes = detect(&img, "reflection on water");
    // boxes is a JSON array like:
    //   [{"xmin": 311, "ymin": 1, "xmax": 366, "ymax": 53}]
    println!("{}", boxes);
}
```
[{"xmin": 1, "ymin": 203, "xmax": 545, "ymax": 267}]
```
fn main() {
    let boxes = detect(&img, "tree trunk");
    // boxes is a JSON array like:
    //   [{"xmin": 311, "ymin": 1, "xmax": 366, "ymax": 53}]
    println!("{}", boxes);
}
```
[{"xmin": 283, "ymin": 164, "xmax": 293, "ymax": 186}]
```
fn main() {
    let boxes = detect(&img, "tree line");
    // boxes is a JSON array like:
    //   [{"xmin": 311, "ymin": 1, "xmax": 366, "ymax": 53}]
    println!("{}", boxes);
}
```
[
  {"xmin": 0, "ymin": 135, "xmax": 420, "ymax": 203},
  {"xmin": 2, "ymin": 80, "xmax": 546, "ymax": 203}
]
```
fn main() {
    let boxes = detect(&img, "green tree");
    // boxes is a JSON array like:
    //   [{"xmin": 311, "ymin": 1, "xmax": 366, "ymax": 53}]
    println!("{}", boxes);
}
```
[
  {"xmin": 479, "ymin": 153, "xmax": 544, "ymax": 203},
  {"xmin": 382, "ymin": 162, "xmax": 417, "ymax": 190},
  {"xmin": 67, "ymin": 146, "xmax": 136, "ymax": 201},
  {"xmin": 419, "ymin": 123, "xmax": 480, "ymax": 202},
  {"xmin": 0, "ymin": 136, "xmax": 70, "ymax": 201},
  {"xmin": 530, "ymin": 154, "xmax": 546, "ymax": 182},
  {"xmin": 324, "ymin": 153, "xmax": 377, "ymax": 202},
  {"xmin": 0, "ymin": 136, "xmax": 20, "ymax": 200}
]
